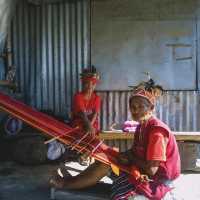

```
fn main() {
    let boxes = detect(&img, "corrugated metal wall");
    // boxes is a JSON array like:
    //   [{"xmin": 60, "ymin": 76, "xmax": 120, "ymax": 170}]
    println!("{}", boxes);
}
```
[
  {"xmin": 98, "ymin": 90, "xmax": 200, "ymax": 131},
  {"xmin": 9, "ymin": 0, "xmax": 200, "ymax": 132},
  {"xmin": 0, "ymin": 0, "xmax": 17, "ymax": 80},
  {"xmin": 10, "ymin": 0, "xmax": 89, "ymax": 117}
]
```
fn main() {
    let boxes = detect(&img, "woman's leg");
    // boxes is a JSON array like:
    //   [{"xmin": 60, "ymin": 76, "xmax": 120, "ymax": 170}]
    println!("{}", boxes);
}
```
[{"xmin": 49, "ymin": 161, "xmax": 110, "ymax": 190}]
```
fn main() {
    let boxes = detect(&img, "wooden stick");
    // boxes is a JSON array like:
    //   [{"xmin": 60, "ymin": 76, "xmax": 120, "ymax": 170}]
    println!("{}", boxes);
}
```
[
  {"xmin": 44, "ymin": 126, "xmax": 79, "ymax": 144},
  {"xmin": 71, "ymin": 132, "xmax": 89, "ymax": 150},
  {"xmin": 78, "ymin": 137, "xmax": 96, "ymax": 154},
  {"xmin": 88, "ymin": 139, "xmax": 104, "ymax": 156},
  {"xmin": 79, "ymin": 139, "xmax": 104, "ymax": 159}
]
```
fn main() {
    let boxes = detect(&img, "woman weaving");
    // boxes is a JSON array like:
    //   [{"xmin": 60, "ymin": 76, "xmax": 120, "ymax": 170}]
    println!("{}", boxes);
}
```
[{"xmin": 50, "ymin": 78, "xmax": 180, "ymax": 200}]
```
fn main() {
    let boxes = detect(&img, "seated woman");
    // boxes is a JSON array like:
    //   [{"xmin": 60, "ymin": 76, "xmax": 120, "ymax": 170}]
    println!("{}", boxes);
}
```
[
  {"xmin": 60, "ymin": 66, "xmax": 101, "ymax": 164},
  {"xmin": 70, "ymin": 66, "xmax": 101, "ymax": 136},
  {"xmin": 50, "ymin": 78, "xmax": 181, "ymax": 200}
]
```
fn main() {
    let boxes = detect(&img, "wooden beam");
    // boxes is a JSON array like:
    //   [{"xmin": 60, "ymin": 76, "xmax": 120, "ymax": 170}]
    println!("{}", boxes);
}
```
[
  {"xmin": 99, "ymin": 132, "xmax": 200, "ymax": 142},
  {"xmin": 99, "ymin": 132, "xmax": 133, "ymax": 140}
]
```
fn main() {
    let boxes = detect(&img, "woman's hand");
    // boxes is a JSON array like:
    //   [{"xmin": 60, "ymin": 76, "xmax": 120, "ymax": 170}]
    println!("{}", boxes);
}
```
[
  {"xmin": 78, "ymin": 111, "xmax": 96, "ymax": 137},
  {"xmin": 84, "ymin": 123, "xmax": 96, "ymax": 137}
]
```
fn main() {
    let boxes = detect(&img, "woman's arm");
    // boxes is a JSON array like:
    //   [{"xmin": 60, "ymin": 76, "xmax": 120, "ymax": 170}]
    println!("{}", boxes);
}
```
[{"xmin": 77, "ymin": 111, "xmax": 95, "ymax": 135}]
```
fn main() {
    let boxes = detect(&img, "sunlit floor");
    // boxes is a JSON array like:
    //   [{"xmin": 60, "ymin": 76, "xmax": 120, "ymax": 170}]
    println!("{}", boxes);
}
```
[
  {"xmin": 168, "ymin": 173, "xmax": 200, "ymax": 200},
  {"xmin": 0, "ymin": 161, "xmax": 200, "ymax": 200}
]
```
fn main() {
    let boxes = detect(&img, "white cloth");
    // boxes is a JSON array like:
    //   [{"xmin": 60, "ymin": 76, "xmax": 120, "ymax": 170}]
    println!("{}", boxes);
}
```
[
  {"xmin": 128, "ymin": 195, "xmax": 148, "ymax": 200},
  {"xmin": 47, "ymin": 140, "xmax": 65, "ymax": 160}
]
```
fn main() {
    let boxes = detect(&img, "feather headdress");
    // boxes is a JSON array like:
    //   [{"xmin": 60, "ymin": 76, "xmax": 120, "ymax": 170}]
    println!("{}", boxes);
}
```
[{"xmin": 130, "ymin": 78, "xmax": 163, "ymax": 105}]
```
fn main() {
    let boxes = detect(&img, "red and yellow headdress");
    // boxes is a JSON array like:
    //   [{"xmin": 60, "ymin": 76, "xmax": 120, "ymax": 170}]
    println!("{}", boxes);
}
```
[
  {"xmin": 130, "ymin": 79, "xmax": 163, "ymax": 105},
  {"xmin": 80, "ymin": 66, "xmax": 100, "ymax": 84}
]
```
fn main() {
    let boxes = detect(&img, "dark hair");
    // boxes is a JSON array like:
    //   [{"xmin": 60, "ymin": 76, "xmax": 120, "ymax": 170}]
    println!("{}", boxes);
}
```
[{"xmin": 80, "ymin": 65, "xmax": 99, "ymax": 79}]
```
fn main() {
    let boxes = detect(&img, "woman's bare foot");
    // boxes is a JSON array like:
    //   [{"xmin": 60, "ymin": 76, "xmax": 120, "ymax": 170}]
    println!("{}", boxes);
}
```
[{"xmin": 49, "ymin": 167, "xmax": 71, "ymax": 189}]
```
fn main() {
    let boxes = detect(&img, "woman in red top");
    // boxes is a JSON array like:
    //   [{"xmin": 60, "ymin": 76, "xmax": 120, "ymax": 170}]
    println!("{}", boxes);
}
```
[
  {"xmin": 112, "ymin": 79, "xmax": 180, "ymax": 200},
  {"xmin": 50, "ymin": 78, "xmax": 180, "ymax": 200},
  {"xmin": 70, "ymin": 66, "xmax": 101, "ymax": 136}
]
